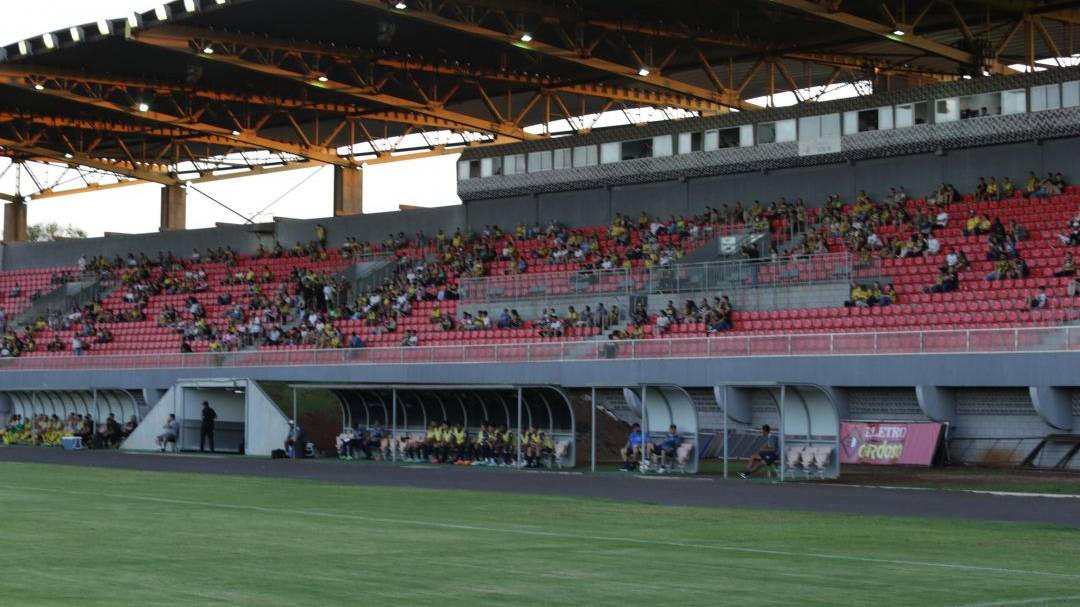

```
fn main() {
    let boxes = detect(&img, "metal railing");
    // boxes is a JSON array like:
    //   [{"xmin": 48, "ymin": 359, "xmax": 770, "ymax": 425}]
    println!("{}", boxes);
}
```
[
  {"xmin": 459, "ymin": 252, "xmax": 866, "ymax": 304},
  {"xmin": 1, "ymin": 325, "xmax": 1076, "ymax": 372}
]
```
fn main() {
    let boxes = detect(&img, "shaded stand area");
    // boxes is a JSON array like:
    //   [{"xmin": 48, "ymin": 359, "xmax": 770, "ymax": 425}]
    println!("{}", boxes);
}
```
[{"xmin": 287, "ymin": 384, "xmax": 576, "ymax": 467}]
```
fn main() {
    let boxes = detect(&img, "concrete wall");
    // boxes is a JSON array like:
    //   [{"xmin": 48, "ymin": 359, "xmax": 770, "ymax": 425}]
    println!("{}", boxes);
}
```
[{"xmin": 2, "ymin": 224, "xmax": 267, "ymax": 270}]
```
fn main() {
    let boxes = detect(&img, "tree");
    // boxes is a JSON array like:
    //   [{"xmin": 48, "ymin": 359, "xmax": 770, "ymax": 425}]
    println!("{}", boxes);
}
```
[{"xmin": 26, "ymin": 222, "xmax": 88, "ymax": 242}]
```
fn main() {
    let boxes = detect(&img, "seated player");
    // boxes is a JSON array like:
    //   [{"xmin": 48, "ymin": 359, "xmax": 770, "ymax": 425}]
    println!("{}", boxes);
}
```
[
  {"xmin": 739, "ymin": 425, "xmax": 779, "ymax": 478},
  {"xmin": 450, "ymin": 423, "xmax": 470, "ymax": 464},
  {"xmin": 367, "ymin": 421, "xmax": 387, "ymax": 460},
  {"xmin": 521, "ymin": 426, "xmax": 540, "ymax": 468},
  {"xmin": 433, "ymin": 421, "xmax": 452, "ymax": 463},
  {"xmin": 155, "ymin": 414, "xmax": 179, "ymax": 452},
  {"xmin": 496, "ymin": 424, "xmax": 515, "ymax": 466},
  {"xmin": 416, "ymin": 421, "xmax": 440, "ymax": 462},
  {"xmin": 620, "ymin": 423, "xmax": 650, "ymax": 471},
  {"xmin": 473, "ymin": 422, "xmax": 495, "ymax": 466},
  {"xmin": 537, "ymin": 431, "xmax": 555, "ymax": 467},
  {"xmin": 651, "ymin": 425, "xmax": 682, "ymax": 473}
]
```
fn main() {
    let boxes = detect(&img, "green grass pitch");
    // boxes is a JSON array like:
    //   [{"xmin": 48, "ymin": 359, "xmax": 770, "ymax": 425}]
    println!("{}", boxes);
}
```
[{"xmin": 0, "ymin": 462, "xmax": 1078, "ymax": 606}]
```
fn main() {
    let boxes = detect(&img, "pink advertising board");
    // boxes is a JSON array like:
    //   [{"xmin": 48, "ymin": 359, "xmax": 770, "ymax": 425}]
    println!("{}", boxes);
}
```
[{"xmin": 840, "ymin": 421, "xmax": 944, "ymax": 466}]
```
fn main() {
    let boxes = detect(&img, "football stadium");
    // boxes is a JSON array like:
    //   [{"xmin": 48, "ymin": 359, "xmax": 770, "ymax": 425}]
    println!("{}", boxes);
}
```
[{"xmin": 2, "ymin": 0, "xmax": 1080, "ymax": 605}]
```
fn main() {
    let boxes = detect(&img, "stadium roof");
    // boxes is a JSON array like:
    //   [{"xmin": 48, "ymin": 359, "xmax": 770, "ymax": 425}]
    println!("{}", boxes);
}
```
[{"xmin": 1, "ymin": 0, "xmax": 1079, "ymax": 199}]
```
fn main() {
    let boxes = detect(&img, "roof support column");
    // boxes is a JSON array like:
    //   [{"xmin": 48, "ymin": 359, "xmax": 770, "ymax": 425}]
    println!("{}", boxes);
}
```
[
  {"xmin": 3, "ymin": 198, "xmax": 27, "ymax": 243},
  {"xmin": 333, "ymin": 166, "xmax": 363, "ymax": 217},
  {"xmin": 160, "ymin": 184, "xmax": 187, "ymax": 232}
]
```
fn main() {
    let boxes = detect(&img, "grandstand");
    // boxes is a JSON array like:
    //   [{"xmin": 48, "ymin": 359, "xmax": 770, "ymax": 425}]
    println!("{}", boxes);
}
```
[
  {"xmin": 3, "ymin": 1, "xmax": 1080, "ymax": 605},
  {"xmin": 0, "ymin": 0, "xmax": 1077, "ymax": 470}
]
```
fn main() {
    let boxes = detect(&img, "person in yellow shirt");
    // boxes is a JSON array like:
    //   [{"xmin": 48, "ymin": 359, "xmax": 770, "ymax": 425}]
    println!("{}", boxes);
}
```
[
  {"xmin": 451, "ymin": 424, "xmax": 469, "ymax": 464},
  {"xmin": 537, "ymin": 431, "xmax": 555, "ymax": 468},
  {"xmin": 496, "ymin": 424, "xmax": 514, "ymax": 466},
  {"xmin": 420, "ymin": 421, "xmax": 442, "ymax": 463},
  {"xmin": 473, "ymin": 422, "xmax": 495, "ymax": 465}
]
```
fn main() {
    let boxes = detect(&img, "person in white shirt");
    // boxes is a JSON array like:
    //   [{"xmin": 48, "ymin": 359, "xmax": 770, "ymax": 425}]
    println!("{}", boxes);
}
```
[
  {"xmin": 77, "ymin": 255, "xmax": 87, "ymax": 272},
  {"xmin": 925, "ymin": 236, "xmax": 941, "ymax": 256},
  {"xmin": 935, "ymin": 211, "xmax": 949, "ymax": 228}
]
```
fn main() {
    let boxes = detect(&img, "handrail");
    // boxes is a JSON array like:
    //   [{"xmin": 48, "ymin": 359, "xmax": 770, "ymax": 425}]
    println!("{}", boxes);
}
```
[
  {"xmin": 458, "ymin": 252, "xmax": 866, "ymax": 303},
  {"xmin": 0, "ymin": 324, "xmax": 1074, "ymax": 372}
]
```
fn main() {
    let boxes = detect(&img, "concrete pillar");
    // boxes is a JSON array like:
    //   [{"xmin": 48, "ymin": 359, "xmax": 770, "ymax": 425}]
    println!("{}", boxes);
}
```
[
  {"xmin": 3, "ymin": 199, "xmax": 27, "ymax": 242},
  {"xmin": 333, "ymin": 166, "xmax": 363, "ymax": 216},
  {"xmin": 159, "ymin": 184, "xmax": 187, "ymax": 231}
]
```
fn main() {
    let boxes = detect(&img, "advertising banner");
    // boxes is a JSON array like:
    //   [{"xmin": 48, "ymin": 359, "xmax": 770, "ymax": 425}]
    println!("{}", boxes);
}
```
[{"xmin": 840, "ymin": 421, "xmax": 943, "ymax": 466}]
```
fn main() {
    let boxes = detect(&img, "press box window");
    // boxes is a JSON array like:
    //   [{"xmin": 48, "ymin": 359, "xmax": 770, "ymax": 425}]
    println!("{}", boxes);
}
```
[{"xmin": 621, "ymin": 138, "xmax": 653, "ymax": 160}]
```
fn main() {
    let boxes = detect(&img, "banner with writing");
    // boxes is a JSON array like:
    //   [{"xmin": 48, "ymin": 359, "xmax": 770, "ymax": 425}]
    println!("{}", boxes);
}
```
[{"xmin": 839, "ymin": 421, "xmax": 943, "ymax": 466}]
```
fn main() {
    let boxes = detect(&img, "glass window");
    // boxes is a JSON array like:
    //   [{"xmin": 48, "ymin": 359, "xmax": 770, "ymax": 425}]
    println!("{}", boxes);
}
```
[
  {"xmin": 913, "ymin": 101, "xmax": 931, "ymax": 125},
  {"xmin": 894, "ymin": 104, "xmax": 913, "ymax": 128},
  {"xmin": 1063, "ymin": 81, "xmax": 1080, "ymax": 108},
  {"xmin": 573, "ymin": 145, "xmax": 598, "ymax": 167},
  {"xmin": 1002, "ymin": 89, "xmax": 1027, "ymax": 115},
  {"xmin": 703, "ymin": 129, "xmax": 719, "ymax": 151},
  {"xmin": 843, "ymin": 111, "xmax": 859, "ymax": 135},
  {"xmin": 875, "ymin": 107, "xmax": 892, "ymax": 131},
  {"xmin": 527, "ymin": 151, "xmax": 552, "ymax": 173},
  {"xmin": 600, "ymin": 142, "xmax": 620, "ymax": 164},
  {"xmin": 652, "ymin": 135, "xmax": 673, "ymax": 157},
  {"xmin": 757, "ymin": 122, "xmax": 777, "ymax": 144},
  {"xmin": 716, "ymin": 127, "xmax": 740, "ymax": 148},
  {"xmin": 553, "ymin": 148, "xmax": 572, "ymax": 170},
  {"xmin": 504, "ymin": 154, "xmax": 526, "ymax": 175},
  {"xmin": 480, "ymin": 157, "xmax": 503, "ymax": 178},
  {"xmin": 857, "ymin": 109, "xmax": 879, "ymax": 131},
  {"xmin": 959, "ymin": 92, "xmax": 1001, "ymax": 119},
  {"xmin": 678, "ymin": 132, "xmax": 703, "ymax": 154},
  {"xmin": 798, "ymin": 116, "xmax": 821, "ymax": 139},
  {"xmin": 739, "ymin": 124, "xmax": 754, "ymax": 147},
  {"xmin": 1031, "ymin": 84, "xmax": 1061, "ymax": 112},
  {"xmin": 935, "ymin": 98, "xmax": 958, "ymax": 123},
  {"xmin": 457, "ymin": 160, "xmax": 471, "ymax": 181},
  {"xmin": 774, "ymin": 119, "xmax": 796, "ymax": 142},
  {"xmin": 621, "ymin": 138, "xmax": 653, "ymax": 160}
]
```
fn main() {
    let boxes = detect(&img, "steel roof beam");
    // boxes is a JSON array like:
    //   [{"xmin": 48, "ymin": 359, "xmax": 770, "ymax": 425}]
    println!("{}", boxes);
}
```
[
  {"xmin": 130, "ymin": 28, "xmax": 538, "ymax": 141},
  {"xmin": 346, "ymin": 0, "xmax": 750, "ymax": 110},
  {"xmin": 0, "ymin": 137, "xmax": 177, "ymax": 185},
  {"xmin": 0, "ymin": 80, "xmax": 355, "ymax": 167},
  {"xmin": 760, "ymin": 0, "xmax": 1016, "ymax": 74}
]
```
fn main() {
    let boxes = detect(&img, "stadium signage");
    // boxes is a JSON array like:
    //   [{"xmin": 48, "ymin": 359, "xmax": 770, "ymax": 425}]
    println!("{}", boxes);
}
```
[{"xmin": 839, "ymin": 421, "xmax": 943, "ymax": 466}]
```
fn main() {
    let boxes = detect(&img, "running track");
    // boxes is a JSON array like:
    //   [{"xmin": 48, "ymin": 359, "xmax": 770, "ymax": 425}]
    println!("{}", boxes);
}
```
[{"xmin": 2, "ymin": 446, "xmax": 1078, "ymax": 528}]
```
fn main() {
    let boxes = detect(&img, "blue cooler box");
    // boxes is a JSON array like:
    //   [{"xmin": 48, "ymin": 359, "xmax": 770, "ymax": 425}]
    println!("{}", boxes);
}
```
[{"xmin": 61, "ymin": 436, "xmax": 84, "ymax": 451}]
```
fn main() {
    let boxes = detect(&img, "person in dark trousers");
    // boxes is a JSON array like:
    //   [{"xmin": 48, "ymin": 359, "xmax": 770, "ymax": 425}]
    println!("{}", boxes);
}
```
[
  {"xmin": 739, "ymin": 425, "xmax": 779, "ymax": 478},
  {"xmin": 199, "ymin": 401, "xmax": 217, "ymax": 452}
]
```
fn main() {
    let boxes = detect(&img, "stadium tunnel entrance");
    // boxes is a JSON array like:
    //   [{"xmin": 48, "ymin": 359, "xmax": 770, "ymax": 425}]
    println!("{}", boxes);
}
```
[
  {"xmin": 122, "ymin": 379, "xmax": 289, "ymax": 456},
  {"xmin": 287, "ymin": 384, "xmax": 576, "ymax": 468},
  {"xmin": 714, "ymin": 384, "xmax": 840, "ymax": 479}
]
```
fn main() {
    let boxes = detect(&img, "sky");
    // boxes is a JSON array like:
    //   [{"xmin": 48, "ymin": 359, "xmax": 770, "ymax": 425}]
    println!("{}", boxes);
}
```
[{"xmin": 0, "ymin": 1, "xmax": 869, "ymax": 238}]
